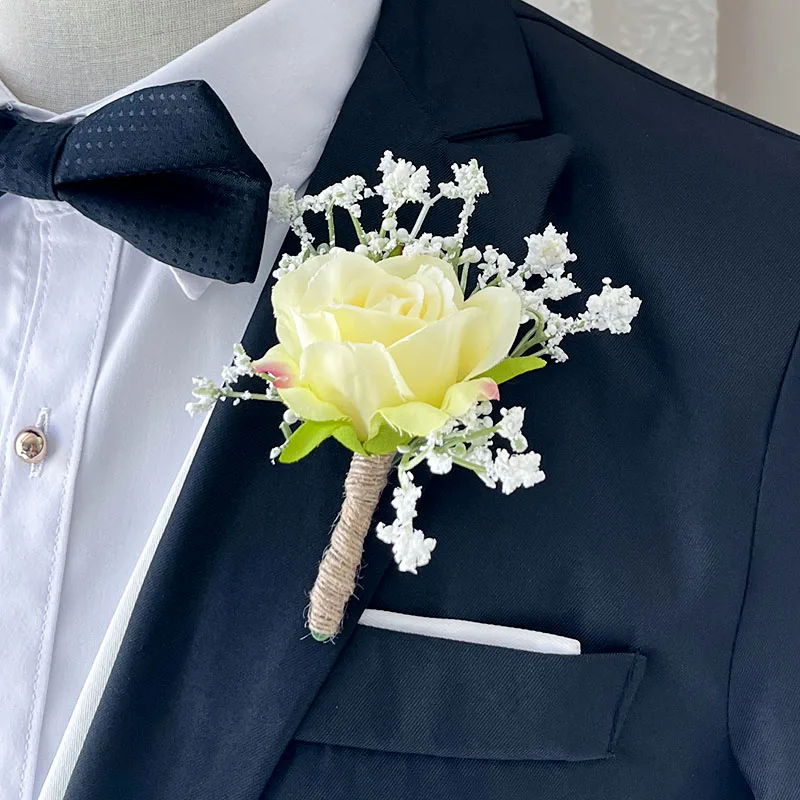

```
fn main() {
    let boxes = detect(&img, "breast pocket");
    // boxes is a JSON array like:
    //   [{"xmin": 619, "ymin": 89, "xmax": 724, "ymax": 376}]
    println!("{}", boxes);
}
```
[{"xmin": 295, "ymin": 624, "xmax": 646, "ymax": 762}]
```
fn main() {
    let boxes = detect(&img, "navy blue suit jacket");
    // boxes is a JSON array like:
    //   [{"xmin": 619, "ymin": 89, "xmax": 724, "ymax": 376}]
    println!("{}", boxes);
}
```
[{"xmin": 65, "ymin": 0, "xmax": 800, "ymax": 798}]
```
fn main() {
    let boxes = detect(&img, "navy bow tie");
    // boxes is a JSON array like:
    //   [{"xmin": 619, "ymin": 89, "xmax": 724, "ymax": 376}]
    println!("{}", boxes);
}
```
[{"xmin": 0, "ymin": 80, "xmax": 271, "ymax": 283}]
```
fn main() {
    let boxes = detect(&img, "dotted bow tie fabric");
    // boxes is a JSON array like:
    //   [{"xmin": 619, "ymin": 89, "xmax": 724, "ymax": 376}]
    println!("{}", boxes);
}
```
[{"xmin": 0, "ymin": 80, "xmax": 272, "ymax": 283}]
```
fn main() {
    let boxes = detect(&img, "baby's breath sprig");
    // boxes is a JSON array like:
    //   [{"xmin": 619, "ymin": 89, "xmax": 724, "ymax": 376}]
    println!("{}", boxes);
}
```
[
  {"xmin": 377, "ymin": 403, "xmax": 544, "ymax": 572},
  {"xmin": 185, "ymin": 343, "xmax": 281, "ymax": 416},
  {"xmin": 270, "ymin": 152, "xmax": 488, "ymax": 278}
]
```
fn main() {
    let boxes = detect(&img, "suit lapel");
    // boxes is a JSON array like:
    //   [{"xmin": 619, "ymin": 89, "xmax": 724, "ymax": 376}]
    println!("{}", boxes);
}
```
[{"xmin": 64, "ymin": 1, "xmax": 571, "ymax": 798}]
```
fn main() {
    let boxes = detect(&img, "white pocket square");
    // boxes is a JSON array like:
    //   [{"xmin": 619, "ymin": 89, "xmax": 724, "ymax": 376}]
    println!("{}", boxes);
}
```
[{"xmin": 358, "ymin": 609, "xmax": 581, "ymax": 655}]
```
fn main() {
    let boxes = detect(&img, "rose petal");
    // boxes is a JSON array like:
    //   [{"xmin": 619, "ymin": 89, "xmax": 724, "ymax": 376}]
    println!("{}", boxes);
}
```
[
  {"xmin": 285, "ymin": 309, "xmax": 340, "ymax": 354},
  {"xmin": 278, "ymin": 387, "xmax": 347, "ymax": 423},
  {"xmin": 252, "ymin": 344, "xmax": 299, "ymax": 388},
  {"xmin": 461, "ymin": 287, "xmax": 522, "ymax": 378},
  {"xmin": 379, "ymin": 254, "xmax": 463, "ymax": 305},
  {"xmin": 272, "ymin": 252, "xmax": 333, "ymax": 311},
  {"xmin": 300, "ymin": 252, "xmax": 393, "ymax": 312},
  {"xmin": 298, "ymin": 341, "xmax": 413, "ymax": 440},
  {"xmin": 374, "ymin": 402, "xmax": 450, "ymax": 439},
  {"xmin": 326, "ymin": 305, "xmax": 424, "ymax": 347},
  {"xmin": 441, "ymin": 378, "xmax": 499, "ymax": 417},
  {"xmin": 388, "ymin": 308, "xmax": 483, "ymax": 406}
]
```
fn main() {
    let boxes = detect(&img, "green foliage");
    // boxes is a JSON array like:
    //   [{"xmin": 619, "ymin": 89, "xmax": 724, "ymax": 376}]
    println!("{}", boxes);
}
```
[
  {"xmin": 478, "ymin": 355, "xmax": 547, "ymax": 385},
  {"xmin": 332, "ymin": 424, "xmax": 367, "ymax": 455},
  {"xmin": 364, "ymin": 423, "xmax": 409, "ymax": 455},
  {"xmin": 279, "ymin": 420, "xmax": 347, "ymax": 463}
]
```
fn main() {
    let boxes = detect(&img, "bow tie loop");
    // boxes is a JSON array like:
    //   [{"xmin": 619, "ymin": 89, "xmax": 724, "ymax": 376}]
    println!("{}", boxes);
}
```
[{"xmin": 0, "ymin": 113, "xmax": 71, "ymax": 200}]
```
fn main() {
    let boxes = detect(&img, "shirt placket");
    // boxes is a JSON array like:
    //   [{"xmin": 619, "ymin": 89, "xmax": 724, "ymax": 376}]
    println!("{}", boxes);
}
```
[{"xmin": 0, "ymin": 201, "xmax": 120, "ymax": 800}]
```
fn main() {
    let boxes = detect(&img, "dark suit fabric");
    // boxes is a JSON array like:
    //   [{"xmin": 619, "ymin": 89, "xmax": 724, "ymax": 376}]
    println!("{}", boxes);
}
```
[{"xmin": 64, "ymin": 1, "xmax": 800, "ymax": 798}]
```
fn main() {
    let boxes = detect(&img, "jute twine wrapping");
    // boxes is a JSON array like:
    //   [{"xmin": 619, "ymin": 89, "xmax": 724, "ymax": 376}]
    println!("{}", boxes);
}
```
[{"xmin": 308, "ymin": 453, "xmax": 393, "ymax": 641}]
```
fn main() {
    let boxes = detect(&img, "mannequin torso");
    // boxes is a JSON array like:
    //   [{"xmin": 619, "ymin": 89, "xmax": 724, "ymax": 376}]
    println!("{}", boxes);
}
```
[{"xmin": 0, "ymin": 0, "xmax": 268, "ymax": 113}]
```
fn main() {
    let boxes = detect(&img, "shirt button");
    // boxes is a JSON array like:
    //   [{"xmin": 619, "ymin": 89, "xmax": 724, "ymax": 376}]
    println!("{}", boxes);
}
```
[{"xmin": 14, "ymin": 427, "xmax": 47, "ymax": 464}]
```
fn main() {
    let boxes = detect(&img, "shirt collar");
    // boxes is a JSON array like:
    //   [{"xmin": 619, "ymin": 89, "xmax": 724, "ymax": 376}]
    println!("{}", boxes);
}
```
[{"xmin": 0, "ymin": 0, "xmax": 382, "ymax": 299}]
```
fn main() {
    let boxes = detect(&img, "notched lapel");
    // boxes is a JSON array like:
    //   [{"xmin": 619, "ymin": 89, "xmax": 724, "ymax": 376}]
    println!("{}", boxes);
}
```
[
  {"xmin": 64, "ymin": 2, "xmax": 574, "ymax": 799},
  {"xmin": 449, "ymin": 134, "xmax": 573, "ymax": 262}
]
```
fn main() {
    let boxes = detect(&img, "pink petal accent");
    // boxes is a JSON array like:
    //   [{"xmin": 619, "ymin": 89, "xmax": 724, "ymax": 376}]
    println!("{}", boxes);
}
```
[
  {"xmin": 255, "ymin": 361, "xmax": 294, "ymax": 389},
  {"xmin": 478, "ymin": 377, "xmax": 500, "ymax": 401}
]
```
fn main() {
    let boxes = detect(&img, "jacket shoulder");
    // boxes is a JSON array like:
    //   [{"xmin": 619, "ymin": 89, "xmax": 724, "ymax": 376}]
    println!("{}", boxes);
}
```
[{"xmin": 511, "ymin": 0, "xmax": 800, "ymax": 152}]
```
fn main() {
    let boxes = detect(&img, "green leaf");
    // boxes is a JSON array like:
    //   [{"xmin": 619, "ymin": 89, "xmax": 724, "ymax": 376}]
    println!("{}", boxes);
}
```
[
  {"xmin": 478, "ymin": 355, "xmax": 547, "ymax": 386},
  {"xmin": 279, "ymin": 420, "xmax": 345, "ymax": 464},
  {"xmin": 364, "ymin": 423, "xmax": 409, "ymax": 455},
  {"xmin": 332, "ymin": 423, "xmax": 367, "ymax": 455}
]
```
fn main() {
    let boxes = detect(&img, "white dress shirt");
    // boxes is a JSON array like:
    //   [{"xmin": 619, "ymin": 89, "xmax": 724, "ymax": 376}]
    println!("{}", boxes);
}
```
[{"xmin": 0, "ymin": 2, "xmax": 381, "ymax": 798}]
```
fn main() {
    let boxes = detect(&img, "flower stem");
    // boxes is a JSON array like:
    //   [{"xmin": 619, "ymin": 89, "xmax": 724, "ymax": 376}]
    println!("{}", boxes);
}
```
[
  {"xmin": 459, "ymin": 256, "xmax": 470, "ymax": 293},
  {"xmin": 456, "ymin": 426, "xmax": 498, "ymax": 445},
  {"xmin": 308, "ymin": 453, "xmax": 394, "ymax": 641},
  {"xmin": 400, "ymin": 450, "xmax": 427, "ymax": 472},
  {"xmin": 409, "ymin": 192, "xmax": 442, "ymax": 239},
  {"xmin": 510, "ymin": 313, "xmax": 546, "ymax": 357},
  {"xmin": 223, "ymin": 390, "xmax": 279, "ymax": 402},
  {"xmin": 326, "ymin": 202, "xmax": 336, "ymax": 247},
  {"xmin": 349, "ymin": 211, "xmax": 368, "ymax": 246},
  {"xmin": 451, "ymin": 454, "xmax": 488, "ymax": 475}
]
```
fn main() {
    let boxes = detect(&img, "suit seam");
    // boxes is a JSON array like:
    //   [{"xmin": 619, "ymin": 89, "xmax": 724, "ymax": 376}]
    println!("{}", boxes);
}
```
[
  {"xmin": 513, "ymin": 8, "xmax": 800, "ymax": 145},
  {"xmin": 606, "ymin": 654, "xmax": 639, "ymax": 756},
  {"xmin": 724, "ymin": 314, "xmax": 800, "ymax": 760}
]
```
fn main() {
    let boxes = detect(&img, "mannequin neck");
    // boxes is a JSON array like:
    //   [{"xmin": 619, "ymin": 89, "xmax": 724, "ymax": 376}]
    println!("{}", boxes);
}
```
[{"xmin": 0, "ymin": 0, "xmax": 268, "ymax": 113}]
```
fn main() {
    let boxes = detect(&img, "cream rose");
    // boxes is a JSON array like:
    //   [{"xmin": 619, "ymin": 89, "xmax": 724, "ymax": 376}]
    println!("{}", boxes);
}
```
[{"xmin": 254, "ymin": 251, "xmax": 521, "ymax": 449}]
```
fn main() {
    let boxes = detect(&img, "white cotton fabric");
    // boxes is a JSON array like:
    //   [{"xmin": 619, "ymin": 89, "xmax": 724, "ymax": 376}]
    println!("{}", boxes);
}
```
[
  {"xmin": 0, "ymin": 2, "xmax": 381, "ymax": 797},
  {"xmin": 37, "ymin": 413, "xmax": 211, "ymax": 800}
]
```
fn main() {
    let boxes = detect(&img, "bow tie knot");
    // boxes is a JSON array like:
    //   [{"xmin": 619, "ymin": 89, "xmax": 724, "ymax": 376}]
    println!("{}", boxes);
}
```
[
  {"xmin": 0, "ymin": 113, "xmax": 71, "ymax": 200},
  {"xmin": 0, "ymin": 80, "xmax": 272, "ymax": 283}
]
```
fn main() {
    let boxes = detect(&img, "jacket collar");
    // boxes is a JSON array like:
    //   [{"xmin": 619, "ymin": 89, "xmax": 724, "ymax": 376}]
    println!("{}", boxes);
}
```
[{"xmin": 63, "ymin": 2, "xmax": 571, "ymax": 798}]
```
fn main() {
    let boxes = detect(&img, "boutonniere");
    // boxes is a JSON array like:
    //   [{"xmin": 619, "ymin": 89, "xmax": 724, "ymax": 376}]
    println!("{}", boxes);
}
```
[{"xmin": 187, "ymin": 152, "xmax": 641, "ymax": 641}]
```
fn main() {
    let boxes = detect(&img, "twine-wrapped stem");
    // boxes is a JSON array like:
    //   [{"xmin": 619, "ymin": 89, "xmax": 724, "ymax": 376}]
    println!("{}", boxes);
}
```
[{"xmin": 308, "ymin": 453, "xmax": 394, "ymax": 641}]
